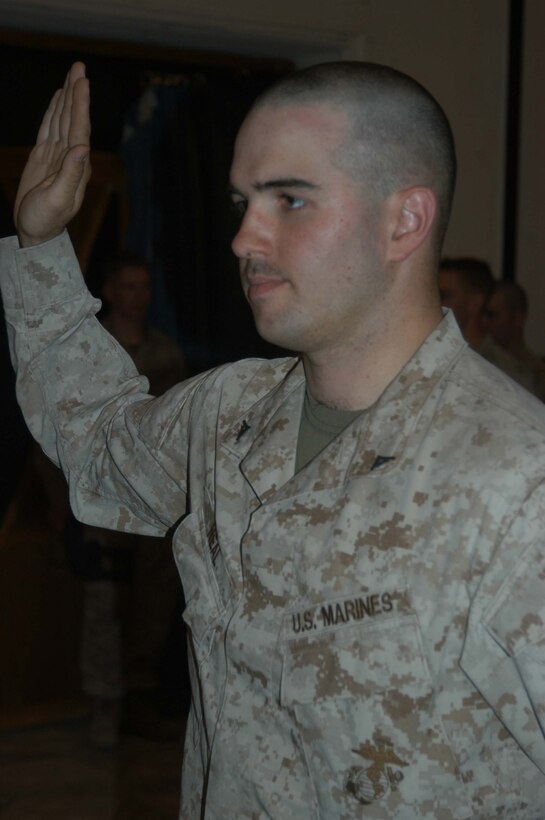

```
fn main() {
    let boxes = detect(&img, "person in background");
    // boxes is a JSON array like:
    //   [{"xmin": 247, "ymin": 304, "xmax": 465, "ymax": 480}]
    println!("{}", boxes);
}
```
[
  {"xmin": 100, "ymin": 250, "xmax": 188, "ymax": 395},
  {"xmin": 484, "ymin": 279, "xmax": 545, "ymax": 401},
  {"xmin": 73, "ymin": 250, "xmax": 189, "ymax": 748},
  {"xmin": 438, "ymin": 257, "xmax": 495, "ymax": 348},
  {"xmin": 439, "ymin": 256, "xmax": 537, "ymax": 392}
]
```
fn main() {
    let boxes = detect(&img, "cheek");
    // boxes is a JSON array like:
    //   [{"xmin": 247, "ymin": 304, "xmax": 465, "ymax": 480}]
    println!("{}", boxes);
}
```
[{"xmin": 289, "ymin": 214, "xmax": 359, "ymax": 261}]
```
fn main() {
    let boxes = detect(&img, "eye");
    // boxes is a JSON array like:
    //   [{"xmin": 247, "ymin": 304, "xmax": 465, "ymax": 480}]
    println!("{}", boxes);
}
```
[
  {"xmin": 229, "ymin": 196, "xmax": 247, "ymax": 218},
  {"xmin": 280, "ymin": 194, "xmax": 305, "ymax": 210}
]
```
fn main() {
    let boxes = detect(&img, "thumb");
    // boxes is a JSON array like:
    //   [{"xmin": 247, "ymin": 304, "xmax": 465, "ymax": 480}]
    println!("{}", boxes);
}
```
[{"xmin": 17, "ymin": 145, "xmax": 91, "ymax": 247}]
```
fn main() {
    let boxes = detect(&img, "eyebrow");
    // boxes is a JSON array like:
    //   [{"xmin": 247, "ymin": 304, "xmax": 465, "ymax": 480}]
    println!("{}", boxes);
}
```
[{"xmin": 228, "ymin": 178, "xmax": 318, "ymax": 197}]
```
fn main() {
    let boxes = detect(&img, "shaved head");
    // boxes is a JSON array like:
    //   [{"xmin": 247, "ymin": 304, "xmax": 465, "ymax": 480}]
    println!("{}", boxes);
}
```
[{"xmin": 253, "ymin": 61, "xmax": 456, "ymax": 247}]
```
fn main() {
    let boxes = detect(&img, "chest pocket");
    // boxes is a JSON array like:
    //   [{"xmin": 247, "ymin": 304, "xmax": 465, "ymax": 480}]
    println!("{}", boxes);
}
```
[
  {"xmin": 173, "ymin": 503, "xmax": 234, "ymax": 649},
  {"xmin": 281, "ymin": 613, "xmax": 428, "ymax": 705},
  {"xmin": 280, "ymin": 612, "xmax": 470, "ymax": 817}
]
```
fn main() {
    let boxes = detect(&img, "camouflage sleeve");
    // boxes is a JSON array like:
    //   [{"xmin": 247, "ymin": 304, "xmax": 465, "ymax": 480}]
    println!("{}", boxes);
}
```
[
  {"xmin": 460, "ymin": 480, "xmax": 545, "ymax": 773},
  {"xmin": 0, "ymin": 232, "xmax": 188, "ymax": 536}
]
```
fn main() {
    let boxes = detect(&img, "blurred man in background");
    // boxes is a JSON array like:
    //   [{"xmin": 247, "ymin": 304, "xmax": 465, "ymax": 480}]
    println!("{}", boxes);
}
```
[{"xmin": 484, "ymin": 279, "xmax": 545, "ymax": 401}]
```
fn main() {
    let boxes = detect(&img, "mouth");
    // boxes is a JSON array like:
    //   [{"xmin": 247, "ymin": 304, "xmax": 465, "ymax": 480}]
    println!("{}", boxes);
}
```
[
  {"xmin": 242, "ymin": 261, "xmax": 287, "ymax": 303},
  {"xmin": 246, "ymin": 277, "xmax": 286, "ymax": 301}
]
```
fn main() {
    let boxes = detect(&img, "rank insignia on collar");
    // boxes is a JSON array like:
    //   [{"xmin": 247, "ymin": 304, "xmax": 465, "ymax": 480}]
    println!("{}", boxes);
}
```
[
  {"xmin": 371, "ymin": 455, "xmax": 396, "ymax": 471},
  {"xmin": 235, "ymin": 420, "xmax": 251, "ymax": 442}
]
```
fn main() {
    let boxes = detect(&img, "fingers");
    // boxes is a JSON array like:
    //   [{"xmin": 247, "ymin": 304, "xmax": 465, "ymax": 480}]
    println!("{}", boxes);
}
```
[
  {"xmin": 49, "ymin": 80, "xmax": 64, "ymax": 143},
  {"xmin": 36, "ymin": 89, "xmax": 62, "ymax": 145},
  {"xmin": 59, "ymin": 62, "xmax": 87, "ymax": 144},
  {"xmin": 52, "ymin": 143, "xmax": 91, "ymax": 204},
  {"xmin": 15, "ymin": 62, "xmax": 91, "ymax": 246},
  {"xmin": 35, "ymin": 62, "xmax": 89, "ymax": 150},
  {"xmin": 59, "ymin": 66, "xmax": 73, "ymax": 145},
  {"xmin": 68, "ymin": 76, "xmax": 91, "ymax": 149}
]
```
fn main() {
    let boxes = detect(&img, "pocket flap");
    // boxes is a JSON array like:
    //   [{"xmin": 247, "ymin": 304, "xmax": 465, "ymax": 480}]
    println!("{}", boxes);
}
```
[{"xmin": 281, "ymin": 611, "xmax": 429, "ymax": 706}]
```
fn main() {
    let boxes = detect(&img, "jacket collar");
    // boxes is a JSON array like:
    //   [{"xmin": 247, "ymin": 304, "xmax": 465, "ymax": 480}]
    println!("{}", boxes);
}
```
[{"xmin": 222, "ymin": 312, "xmax": 466, "ymax": 504}]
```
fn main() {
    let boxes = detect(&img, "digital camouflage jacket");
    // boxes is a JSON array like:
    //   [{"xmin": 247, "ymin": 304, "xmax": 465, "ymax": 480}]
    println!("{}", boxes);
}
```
[{"xmin": 2, "ymin": 233, "xmax": 545, "ymax": 818}]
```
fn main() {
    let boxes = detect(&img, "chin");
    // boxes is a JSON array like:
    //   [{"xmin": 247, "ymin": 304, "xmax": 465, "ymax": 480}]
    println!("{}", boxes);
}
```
[{"xmin": 253, "ymin": 320, "xmax": 305, "ymax": 354}]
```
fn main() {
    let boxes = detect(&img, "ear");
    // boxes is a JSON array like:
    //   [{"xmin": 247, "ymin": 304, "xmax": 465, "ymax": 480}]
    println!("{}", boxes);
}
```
[{"xmin": 386, "ymin": 187, "xmax": 437, "ymax": 263}]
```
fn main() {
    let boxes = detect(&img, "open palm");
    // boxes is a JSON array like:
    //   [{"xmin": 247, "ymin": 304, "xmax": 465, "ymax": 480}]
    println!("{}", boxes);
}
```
[{"xmin": 14, "ymin": 62, "xmax": 91, "ymax": 247}]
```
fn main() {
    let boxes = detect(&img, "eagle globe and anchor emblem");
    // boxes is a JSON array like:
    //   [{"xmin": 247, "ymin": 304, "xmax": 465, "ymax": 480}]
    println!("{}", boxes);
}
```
[{"xmin": 344, "ymin": 737, "xmax": 408, "ymax": 805}]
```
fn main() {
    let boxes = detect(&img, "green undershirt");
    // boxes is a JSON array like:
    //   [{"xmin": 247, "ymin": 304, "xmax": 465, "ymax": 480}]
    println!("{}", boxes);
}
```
[{"xmin": 295, "ymin": 387, "xmax": 364, "ymax": 473}]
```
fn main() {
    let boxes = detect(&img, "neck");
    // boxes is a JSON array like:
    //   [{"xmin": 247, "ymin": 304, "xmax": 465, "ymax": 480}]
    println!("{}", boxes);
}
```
[{"xmin": 303, "ymin": 291, "xmax": 443, "ymax": 411}]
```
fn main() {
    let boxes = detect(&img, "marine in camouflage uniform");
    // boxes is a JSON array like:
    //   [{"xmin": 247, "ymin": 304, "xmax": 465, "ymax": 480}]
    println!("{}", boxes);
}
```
[
  {"xmin": 3, "ymin": 232, "xmax": 545, "ymax": 817},
  {"xmin": 3, "ymin": 62, "xmax": 545, "ymax": 818}
]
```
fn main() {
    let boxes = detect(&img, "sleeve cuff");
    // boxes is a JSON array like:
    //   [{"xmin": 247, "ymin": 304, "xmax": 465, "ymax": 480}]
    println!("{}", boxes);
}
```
[{"xmin": 2, "ymin": 230, "xmax": 87, "ymax": 312}]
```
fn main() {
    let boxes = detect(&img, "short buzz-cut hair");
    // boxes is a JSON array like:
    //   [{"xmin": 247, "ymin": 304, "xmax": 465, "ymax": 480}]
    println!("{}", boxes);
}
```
[{"xmin": 253, "ymin": 61, "xmax": 457, "ymax": 247}]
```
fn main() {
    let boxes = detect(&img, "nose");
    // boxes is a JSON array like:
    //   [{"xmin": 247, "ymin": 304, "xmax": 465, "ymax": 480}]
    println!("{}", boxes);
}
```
[{"xmin": 231, "ymin": 207, "xmax": 272, "ymax": 260}]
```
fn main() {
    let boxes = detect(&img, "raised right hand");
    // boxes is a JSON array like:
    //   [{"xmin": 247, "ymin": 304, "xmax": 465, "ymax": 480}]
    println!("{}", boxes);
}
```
[{"xmin": 14, "ymin": 62, "xmax": 91, "ymax": 248}]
